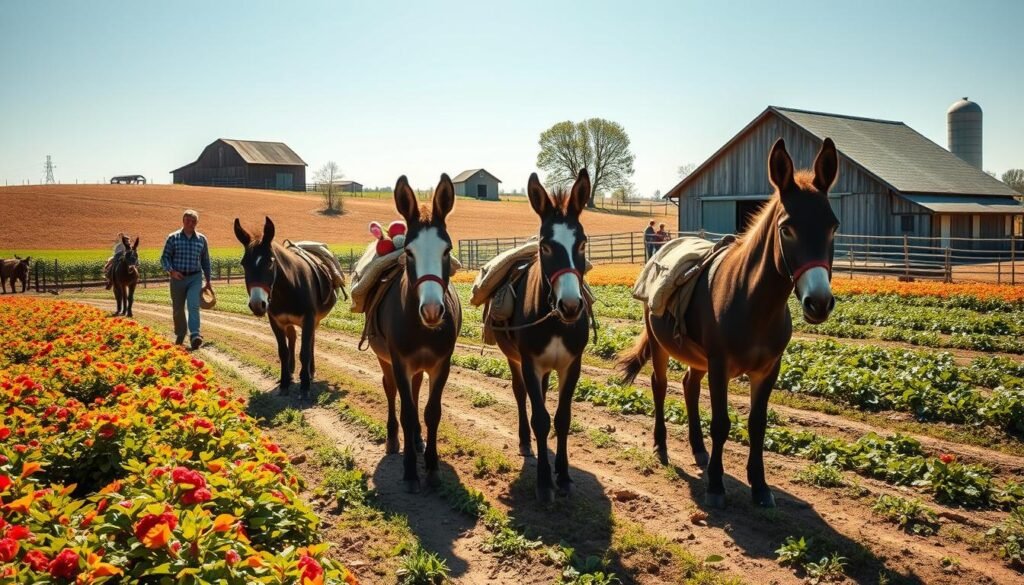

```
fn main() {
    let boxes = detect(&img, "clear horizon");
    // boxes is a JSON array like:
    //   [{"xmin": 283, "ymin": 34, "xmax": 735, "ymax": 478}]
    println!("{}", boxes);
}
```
[{"xmin": 1, "ymin": 0, "xmax": 1022, "ymax": 196}]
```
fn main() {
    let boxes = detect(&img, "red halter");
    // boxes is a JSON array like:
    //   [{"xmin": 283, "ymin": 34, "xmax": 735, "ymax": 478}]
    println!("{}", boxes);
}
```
[
  {"xmin": 413, "ymin": 274, "xmax": 446, "ymax": 290},
  {"xmin": 791, "ymin": 260, "xmax": 832, "ymax": 283},
  {"xmin": 548, "ymin": 267, "xmax": 582, "ymax": 287},
  {"xmin": 246, "ymin": 282, "xmax": 272, "ymax": 296}
]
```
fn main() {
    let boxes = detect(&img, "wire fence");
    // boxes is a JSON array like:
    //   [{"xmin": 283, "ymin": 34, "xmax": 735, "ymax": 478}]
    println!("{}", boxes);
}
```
[{"xmin": 458, "ymin": 231, "xmax": 1024, "ymax": 285}]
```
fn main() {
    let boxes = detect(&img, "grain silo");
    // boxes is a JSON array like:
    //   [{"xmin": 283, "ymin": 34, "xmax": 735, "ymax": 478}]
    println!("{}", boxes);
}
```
[{"xmin": 947, "ymin": 97, "xmax": 982, "ymax": 169}]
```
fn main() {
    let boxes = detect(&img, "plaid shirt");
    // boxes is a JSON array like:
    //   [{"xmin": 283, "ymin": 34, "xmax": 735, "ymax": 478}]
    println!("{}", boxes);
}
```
[{"xmin": 160, "ymin": 229, "xmax": 211, "ymax": 281}]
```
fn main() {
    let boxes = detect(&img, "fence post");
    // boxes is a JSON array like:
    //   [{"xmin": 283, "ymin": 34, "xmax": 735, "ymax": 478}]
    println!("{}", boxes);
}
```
[
  {"xmin": 903, "ymin": 235, "xmax": 909, "ymax": 278},
  {"xmin": 630, "ymin": 232, "xmax": 635, "ymax": 264},
  {"xmin": 227, "ymin": 265, "xmax": 231, "ymax": 284},
  {"xmin": 944, "ymin": 247, "xmax": 952, "ymax": 283},
  {"xmin": 53, "ymin": 259, "xmax": 59, "ymax": 292},
  {"xmin": 1012, "ymin": 234, "xmax": 1017, "ymax": 286}
]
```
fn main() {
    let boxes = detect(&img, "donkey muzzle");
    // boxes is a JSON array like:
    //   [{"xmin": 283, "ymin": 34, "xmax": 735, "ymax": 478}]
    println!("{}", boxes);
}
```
[
  {"xmin": 419, "ymin": 302, "xmax": 445, "ymax": 328},
  {"xmin": 796, "ymin": 266, "xmax": 834, "ymax": 324}
]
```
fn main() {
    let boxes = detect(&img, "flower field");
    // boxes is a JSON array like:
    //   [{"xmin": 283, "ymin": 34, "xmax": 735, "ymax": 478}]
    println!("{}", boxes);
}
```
[{"xmin": 0, "ymin": 297, "xmax": 354, "ymax": 584}]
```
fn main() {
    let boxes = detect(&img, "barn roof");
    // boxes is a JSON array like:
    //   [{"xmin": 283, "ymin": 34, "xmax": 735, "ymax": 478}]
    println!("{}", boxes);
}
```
[
  {"xmin": 171, "ymin": 139, "xmax": 306, "ymax": 173},
  {"xmin": 666, "ymin": 106, "xmax": 1019, "ymax": 199},
  {"xmin": 452, "ymin": 168, "xmax": 502, "ymax": 184}
]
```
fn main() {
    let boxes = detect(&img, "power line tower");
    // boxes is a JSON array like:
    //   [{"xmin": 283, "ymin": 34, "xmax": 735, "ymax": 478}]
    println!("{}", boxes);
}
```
[{"xmin": 43, "ymin": 155, "xmax": 57, "ymax": 184}]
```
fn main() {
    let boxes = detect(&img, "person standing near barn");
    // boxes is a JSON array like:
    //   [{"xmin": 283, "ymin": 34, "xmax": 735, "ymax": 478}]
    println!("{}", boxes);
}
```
[
  {"xmin": 644, "ymin": 220, "xmax": 657, "ymax": 260},
  {"xmin": 160, "ymin": 209, "xmax": 212, "ymax": 349}
]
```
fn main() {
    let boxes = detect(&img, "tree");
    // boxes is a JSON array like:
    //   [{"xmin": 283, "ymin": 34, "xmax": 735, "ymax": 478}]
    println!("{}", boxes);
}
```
[
  {"xmin": 1002, "ymin": 168, "xmax": 1024, "ymax": 194},
  {"xmin": 677, "ymin": 163, "xmax": 696, "ymax": 180},
  {"xmin": 537, "ymin": 118, "xmax": 635, "ymax": 208},
  {"xmin": 314, "ymin": 161, "xmax": 343, "ymax": 214},
  {"xmin": 653, "ymin": 189, "xmax": 662, "ymax": 199}
]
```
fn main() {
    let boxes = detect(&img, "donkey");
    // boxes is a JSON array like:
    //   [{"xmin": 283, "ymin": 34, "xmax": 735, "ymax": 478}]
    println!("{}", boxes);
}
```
[
  {"xmin": 1, "ymin": 256, "xmax": 31, "ymax": 293},
  {"xmin": 369, "ymin": 174, "xmax": 461, "ymax": 493},
  {"xmin": 492, "ymin": 170, "xmax": 592, "ymax": 502},
  {"xmin": 234, "ymin": 216, "xmax": 339, "ymax": 400},
  {"xmin": 112, "ymin": 236, "xmax": 140, "ymax": 317},
  {"xmin": 619, "ymin": 138, "xmax": 839, "ymax": 508}
]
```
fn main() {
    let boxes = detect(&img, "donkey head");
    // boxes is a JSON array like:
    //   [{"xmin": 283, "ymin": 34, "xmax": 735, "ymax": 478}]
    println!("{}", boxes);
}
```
[
  {"xmin": 234, "ymin": 216, "xmax": 278, "ymax": 317},
  {"xmin": 394, "ymin": 174, "xmax": 455, "ymax": 328},
  {"xmin": 528, "ymin": 169, "xmax": 590, "ymax": 323},
  {"xmin": 122, "ymin": 237, "xmax": 139, "ymax": 267},
  {"xmin": 768, "ymin": 137, "xmax": 840, "ymax": 324}
]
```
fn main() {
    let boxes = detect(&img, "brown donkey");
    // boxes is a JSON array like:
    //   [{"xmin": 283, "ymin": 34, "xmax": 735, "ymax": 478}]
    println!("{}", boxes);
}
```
[
  {"xmin": 493, "ymin": 170, "xmax": 591, "ymax": 502},
  {"xmin": 619, "ymin": 138, "xmax": 839, "ymax": 508},
  {"xmin": 369, "ymin": 175, "xmax": 461, "ymax": 492},
  {"xmin": 111, "ymin": 237, "xmax": 139, "ymax": 317},
  {"xmin": 0, "ymin": 256, "xmax": 31, "ymax": 293}
]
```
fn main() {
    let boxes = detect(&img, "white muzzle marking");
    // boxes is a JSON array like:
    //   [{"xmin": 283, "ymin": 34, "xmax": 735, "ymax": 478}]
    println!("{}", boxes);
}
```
[{"xmin": 550, "ymin": 223, "xmax": 582, "ymax": 306}]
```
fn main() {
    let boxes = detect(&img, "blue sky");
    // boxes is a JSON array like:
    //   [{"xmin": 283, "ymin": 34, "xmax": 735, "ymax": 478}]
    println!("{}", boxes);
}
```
[{"xmin": 1, "ymin": 0, "xmax": 1021, "ymax": 196}]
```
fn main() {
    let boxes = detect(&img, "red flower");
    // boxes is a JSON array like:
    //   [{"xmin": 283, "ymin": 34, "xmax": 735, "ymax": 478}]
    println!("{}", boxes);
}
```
[
  {"xmin": 133, "ymin": 508, "xmax": 178, "ymax": 544},
  {"xmin": 6, "ymin": 524, "xmax": 31, "ymax": 540},
  {"xmin": 193, "ymin": 418, "xmax": 214, "ymax": 433},
  {"xmin": 49, "ymin": 548, "xmax": 79, "ymax": 579},
  {"xmin": 0, "ymin": 427, "xmax": 9, "ymax": 440},
  {"xmin": 297, "ymin": 555, "xmax": 323, "ymax": 581},
  {"xmin": 97, "ymin": 424, "xmax": 116, "ymax": 440},
  {"xmin": 0, "ymin": 537, "xmax": 18, "ymax": 562},
  {"xmin": 0, "ymin": 475, "xmax": 11, "ymax": 492},
  {"xmin": 225, "ymin": 549, "xmax": 240, "ymax": 566},
  {"xmin": 939, "ymin": 453, "xmax": 955, "ymax": 464},
  {"xmin": 262, "ymin": 463, "xmax": 282, "ymax": 475},
  {"xmin": 97, "ymin": 499, "xmax": 109, "ymax": 514},
  {"xmin": 181, "ymin": 487, "xmax": 212, "ymax": 505},
  {"xmin": 144, "ymin": 366, "xmax": 156, "ymax": 376},
  {"xmin": 23, "ymin": 549, "xmax": 49, "ymax": 571},
  {"xmin": 171, "ymin": 467, "xmax": 206, "ymax": 489}
]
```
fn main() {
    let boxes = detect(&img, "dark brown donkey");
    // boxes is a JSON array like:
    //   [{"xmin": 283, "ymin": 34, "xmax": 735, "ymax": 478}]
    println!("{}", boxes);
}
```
[
  {"xmin": 493, "ymin": 170, "xmax": 592, "ymax": 502},
  {"xmin": 233, "ymin": 217, "xmax": 339, "ymax": 400},
  {"xmin": 619, "ymin": 138, "xmax": 840, "ymax": 508},
  {"xmin": 0, "ymin": 256, "xmax": 31, "ymax": 293},
  {"xmin": 111, "ymin": 236, "xmax": 140, "ymax": 316},
  {"xmin": 369, "ymin": 174, "xmax": 461, "ymax": 492}
]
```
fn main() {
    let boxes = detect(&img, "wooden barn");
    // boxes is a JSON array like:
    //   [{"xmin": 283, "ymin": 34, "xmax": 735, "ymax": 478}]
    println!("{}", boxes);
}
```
[
  {"xmin": 332, "ymin": 180, "xmax": 363, "ymax": 193},
  {"xmin": 665, "ymin": 106, "xmax": 1023, "ymax": 249},
  {"xmin": 171, "ymin": 139, "xmax": 307, "ymax": 191},
  {"xmin": 452, "ymin": 169, "xmax": 501, "ymax": 201}
]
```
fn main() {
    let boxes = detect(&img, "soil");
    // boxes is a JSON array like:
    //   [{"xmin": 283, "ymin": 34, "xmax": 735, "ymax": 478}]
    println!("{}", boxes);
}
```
[{"xmin": 80, "ymin": 298, "xmax": 1024, "ymax": 585}]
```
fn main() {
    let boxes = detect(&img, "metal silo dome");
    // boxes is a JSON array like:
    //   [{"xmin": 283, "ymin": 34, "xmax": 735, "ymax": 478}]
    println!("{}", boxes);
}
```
[{"xmin": 947, "ymin": 97, "xmax": 983, "ymax": 169}]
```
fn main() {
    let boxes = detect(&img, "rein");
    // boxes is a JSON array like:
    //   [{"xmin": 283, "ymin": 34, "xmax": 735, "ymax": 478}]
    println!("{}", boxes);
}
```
[{"xmin": 489, "ymin": 263, "xmax": 599, "ymax": 343}]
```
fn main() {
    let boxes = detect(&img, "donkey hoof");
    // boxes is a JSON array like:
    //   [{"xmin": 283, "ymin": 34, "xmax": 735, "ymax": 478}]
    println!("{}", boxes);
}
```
[
  {"xmin": 655, "ymin": 446, "xmax": 669, "ymax": 466},
  {"xmin": 425, "ymin": 469, "xmax": 440, "ymax": 489},
  {"xmin": 385, "ymin": 437, "xmax": 400, "ymax": 455},
  {"xmin": 519, "ymin": 444, "xmax": 535, "ymax": 458},
  {"xmin": 535, "ymin": 485, "xmax": 556, "ymax": 504},
  {"xmin": 694, "ymin": 451, "xmax": 710, "ymax": 469},
  {"xmin": 404, "ymin": 479, "xmax": 421, "ymax": 494},
  {"xmin": 705, "ymin": 492, "xmax": 727, "ymax": 509},
  {"xmin": 415, "ymin": 438, "xmax": 426, "ymax": 455},
  {"xmin": 752, "ymin": 487, "xmax": 776, "ymax": 508},
  {"xmin": 556, "ymin": 478, "xmax": 575, "ymax": 498}
]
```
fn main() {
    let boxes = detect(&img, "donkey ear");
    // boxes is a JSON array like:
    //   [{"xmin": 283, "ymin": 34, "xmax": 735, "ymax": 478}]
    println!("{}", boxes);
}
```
[
  {"xmin": 262, "ymin": 216, "xmax": 275, "ymax": 245},
  {"xmin": 813, "ymin": 137, "xmax": 839, "ymax": 193},
  {"xmin": 767, "ymin": 138, "xmax": 795, "ymax": 192},
  {"xmin": 527, "ymin": 173, "xmax": 551, "ymax": 217},
  {"xmin": 567, "ymin": 168, "xmax": 591, "ymax": 216},
  {"xmin": 432, "ymin": 173, "xmax": 455, "ymax": 222},
  {"xmin": 233, "ymin": 218, "xmax": 250, "ymax": 246},
  {"xmin": 394, "ymin": 175, "xmax": 419, "ymax": 223},
  {"xmin": 132, "ymin": 237, "xmax": 140, "ymax": 250}
]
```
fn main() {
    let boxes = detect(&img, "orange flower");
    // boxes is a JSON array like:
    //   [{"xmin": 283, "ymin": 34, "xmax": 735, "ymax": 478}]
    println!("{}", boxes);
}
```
[
  {"xmin": 140, "ymin": 522, "xmax": 172, "ymax": 549},
  {"xmin": 87, "ymin": 552, "xmax": 123, "ymax": 578},
  {"xmin": 19, "ymin": 461, "xmax": 42, "ymax": 479},
  {"xmin": 211, "ymin": 513, "xmax": 236, "ymax": 533},
  {"xmin": 246, "ymin": 555, "xmax": 264, "ymax": 568},
  {"xmin": 5, "ymin": 492, "xmax": 34, "ymax": 514}
]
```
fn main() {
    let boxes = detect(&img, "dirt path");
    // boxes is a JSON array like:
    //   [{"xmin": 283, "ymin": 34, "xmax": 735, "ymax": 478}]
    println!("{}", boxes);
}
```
[{"xmin": 83, "ymin": 299, "xmax": 1022, "ymax": 584}]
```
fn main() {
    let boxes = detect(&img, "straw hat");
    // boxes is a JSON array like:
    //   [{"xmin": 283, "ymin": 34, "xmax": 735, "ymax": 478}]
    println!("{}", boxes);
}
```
[{"xmin": 200, "ymin": 286, "xmax": 217, "ymax": 309}]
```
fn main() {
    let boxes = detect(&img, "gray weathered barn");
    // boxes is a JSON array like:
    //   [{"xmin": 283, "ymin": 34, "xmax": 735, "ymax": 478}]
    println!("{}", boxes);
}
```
[
  {"xmin": 171, "ymin": 139, "xmax": 307, "ymax": 191},
  {"xmin": 452, "ymin": 169, "xmax": 501, "ymax": 201},
  {"xmin": 333, "ymin": 180, "xmax": 363, "ymax": 193},
  {"xmin": 665, "ymin": 106, "xmax": 1023, "ymax": 249}
]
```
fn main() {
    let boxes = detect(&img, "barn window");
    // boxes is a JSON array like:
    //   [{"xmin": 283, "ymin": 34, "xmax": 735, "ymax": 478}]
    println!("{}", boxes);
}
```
[{"xmin": 900, "ymin": 215, "xmax": 914, "ymax": 233}]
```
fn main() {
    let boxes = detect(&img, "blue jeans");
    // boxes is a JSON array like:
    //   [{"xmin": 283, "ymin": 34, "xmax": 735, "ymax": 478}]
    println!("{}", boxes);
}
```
[{"xmin": 170, "ymin": 272, "xmax": 203, "ymax": 340}]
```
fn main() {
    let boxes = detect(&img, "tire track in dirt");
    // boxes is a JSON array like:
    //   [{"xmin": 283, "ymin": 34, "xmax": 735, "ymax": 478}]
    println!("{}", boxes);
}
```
[{"xmin": 85, "ymin": 299, "xmax": 1021, "ymax": 584}]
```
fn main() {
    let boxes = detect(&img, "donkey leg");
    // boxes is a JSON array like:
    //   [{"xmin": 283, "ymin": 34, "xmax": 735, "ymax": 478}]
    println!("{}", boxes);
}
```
[
  {"xmin": 683, "ymin": 369, "xmax": 708, "ymax": 467},
  {"xmin": 269, "ymin": 319, "xmax": 291, "ymax": 394},
  {"xmin": 522, "ymin": 357, "xmax": 554, "ymax": 503},
  {"xmin": 423, "ymin": 361, "xmax": 450, "ymax": 487},
  {"xmin": 747, "ymin": 360, "xmax": 780, "ymax": 508},
  {"xmin": 553, "ymin": 358, "xmax": 582, "ymax": 496},
  {"xmin": 298, "ymin": 318, "xmax": 315, "ymax": 400},
  {"xmin": 705, "ymin": 361, "xmax": 731, "ymax": 509},
  {"xmin": 650, "ymin": 342, "xmax": 672, "ymax": 465},
  {"xmin": 510, "ymin": 363, "xmax": 534, "ymax": 457},
  {"xmin": 285, "ymin": 326, "xmax": 297, "ymax": 389},
  {"xmin": 126, "ymin": 283, "xmax": 135, "ymax": 318},
  {"xmin": 390, "ymin": 359, "xmax": 421, "ymax": 492},
  {"xmin": 411, "ymin": 372, "xmax": 426, "ymax": 454},
  {"xmin": 379, "ymin": 358, "xmax": 400, "ymax": 454}
]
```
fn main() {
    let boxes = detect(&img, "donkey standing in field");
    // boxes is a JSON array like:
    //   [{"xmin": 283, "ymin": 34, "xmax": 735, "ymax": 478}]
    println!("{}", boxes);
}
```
[
  {"xmin": 491, "ymin": 170, "xmax": 592, "ymax": 502},
  {"xmin": 368, "ymin": 174, "xmax": 461, "ymax": 492},
  {"xmin": 111, "ymin": 236, "xmax": 140, "ymax": 317},
  {"xmin": 619, "ymin": 138, "xmax": 840, "ymax": 508},
  {"xmin": 0, "ymin": 256, "xmax": 31, "ymax": 293},
  {"xmin": 234, "ymin": 216, "xmax": 341, "ymax": 400}
]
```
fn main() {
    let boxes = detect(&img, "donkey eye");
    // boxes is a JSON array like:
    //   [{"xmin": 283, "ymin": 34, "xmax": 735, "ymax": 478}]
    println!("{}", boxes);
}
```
[
  {"xmin": 780, "ymin": 225, "xmax": 796, "ymax": 239},
  {"xmin": 541, "ymin": 244, "xmax": 553, "ymax": 256}
]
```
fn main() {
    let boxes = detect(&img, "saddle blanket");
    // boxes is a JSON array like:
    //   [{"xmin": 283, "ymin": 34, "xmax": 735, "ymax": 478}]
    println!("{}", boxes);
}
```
[{"xmin": 631, "ymin": 235, "xmax": 735, "ymax": 322}]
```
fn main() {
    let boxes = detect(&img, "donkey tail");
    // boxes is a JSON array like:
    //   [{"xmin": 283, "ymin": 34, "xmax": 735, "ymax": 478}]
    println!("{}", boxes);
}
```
[{"xmin": 617, "ymin": 327, "xmax": 651, "ymax": 385}]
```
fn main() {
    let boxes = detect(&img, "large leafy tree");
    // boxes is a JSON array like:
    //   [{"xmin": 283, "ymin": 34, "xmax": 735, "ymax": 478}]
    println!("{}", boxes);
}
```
[
  {"xmin": 1002, "ymin": 168, "xmax": 1024, "ymax": 194},
  {"xmin": 537, "ymin": 118, "xmax": 635, "ymax": 207}
]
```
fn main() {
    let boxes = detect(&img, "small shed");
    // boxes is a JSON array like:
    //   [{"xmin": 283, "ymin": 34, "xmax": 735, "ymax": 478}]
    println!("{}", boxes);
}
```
[
  {"xmin": 171, "ymin": 138, "xmax": 307, "ymax": 191},
  {"xmin": 452, "ymin": 169, "xmax": 501, "ymax": 200},
  {"xmin": 333, "ymin": 180, "xmax": 363, "ymax": 193},
  {"xmin": 665, "ymin": 106, "xmax": 1023, "ymax": 249}
]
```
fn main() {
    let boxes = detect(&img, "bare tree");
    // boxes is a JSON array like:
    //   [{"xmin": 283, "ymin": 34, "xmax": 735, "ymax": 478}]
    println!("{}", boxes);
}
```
[
  {"xmin": 678, "ymin": 163, "xmax": 696, "ymax": 180},
  {"xmin": 314, "ymin": 161, "xmax": 344, "ymax": 214},
  {"xmin": 537, "ymin": 118, "xmax": 635, "ymax": 207},
  {"xmin": 1002, "ymin": 168, "xmax": 1024, "ymax": 194}
]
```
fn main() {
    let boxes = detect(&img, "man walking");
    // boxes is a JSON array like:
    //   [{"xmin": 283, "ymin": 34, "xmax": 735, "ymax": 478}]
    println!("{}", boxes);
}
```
[
  {"xmin": 161, "ymin": 209, "xmax": 212, "ymax": 349},
  {"xmin": 643, "ymin": 220, "xmax": 656, "ymax": 260}
]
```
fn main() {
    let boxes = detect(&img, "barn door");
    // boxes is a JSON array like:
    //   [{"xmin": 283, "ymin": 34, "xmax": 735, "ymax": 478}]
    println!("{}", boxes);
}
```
[
  {"xmin": 275, "ymin": 173, "xmax": 293, "ymax": 190},
  {"xmin": 476, "ymin": 184, "xmax": 487, "ymax": 198}
]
